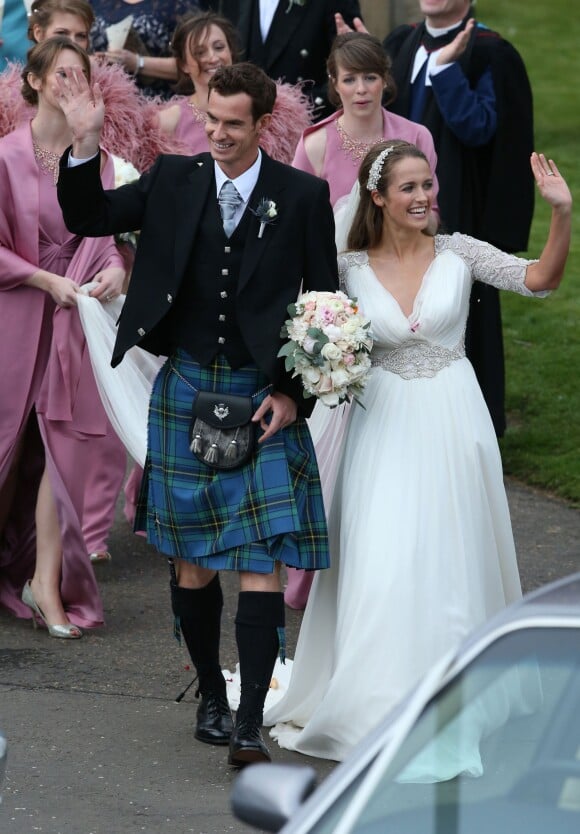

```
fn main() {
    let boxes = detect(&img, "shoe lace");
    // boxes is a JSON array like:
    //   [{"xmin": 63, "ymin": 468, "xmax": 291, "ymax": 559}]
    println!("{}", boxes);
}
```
[
  {"xmin": 205, "ymin": 691, "xmax": 231, "ymax": 718},
  {"xmin": 234, "ymin": 716, "xmax": 263, "ymax": 740}
]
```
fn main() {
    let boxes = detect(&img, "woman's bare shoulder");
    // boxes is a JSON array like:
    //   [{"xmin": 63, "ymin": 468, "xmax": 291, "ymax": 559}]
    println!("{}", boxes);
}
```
[
  {"xmin": 156, "ymin": 102, "xmax": 182, "ymax": 136},
  {"xmin": 303, "ymin": 126, "xmax": 328, "ymax": 176}
]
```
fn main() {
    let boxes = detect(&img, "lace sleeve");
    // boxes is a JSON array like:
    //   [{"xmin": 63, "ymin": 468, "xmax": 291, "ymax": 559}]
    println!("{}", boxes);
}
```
[
  {"xmin": 338, "ymin": 251, "xmax": 369, "ymax": 294},
  {"xmin": 436, "ymin": 233, "xmax": 547, "ymax": 297}
]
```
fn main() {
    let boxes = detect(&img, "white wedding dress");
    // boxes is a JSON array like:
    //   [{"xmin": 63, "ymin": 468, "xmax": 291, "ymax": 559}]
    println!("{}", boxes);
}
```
[{"xmin": 265, "ymin": 233, "xmax": 546, "ymax": 764}]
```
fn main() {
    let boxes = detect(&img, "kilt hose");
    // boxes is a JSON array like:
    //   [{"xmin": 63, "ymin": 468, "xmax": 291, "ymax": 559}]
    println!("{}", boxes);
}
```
[{"xmin": 135, "ymin": 351, "xmax": 329, "ymax": 574}]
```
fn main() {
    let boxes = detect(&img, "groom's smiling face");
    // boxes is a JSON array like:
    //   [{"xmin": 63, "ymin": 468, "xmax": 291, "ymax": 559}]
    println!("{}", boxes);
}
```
[{"xmin": 205, "ymin": 90, "xmax": 269, "ymax": 179}]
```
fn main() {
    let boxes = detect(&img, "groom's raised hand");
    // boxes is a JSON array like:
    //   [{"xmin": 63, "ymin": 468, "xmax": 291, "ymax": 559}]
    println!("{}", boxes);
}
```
[{"xmin": 54, "ymin": 66, "xmax": 104, "ymax": 159}]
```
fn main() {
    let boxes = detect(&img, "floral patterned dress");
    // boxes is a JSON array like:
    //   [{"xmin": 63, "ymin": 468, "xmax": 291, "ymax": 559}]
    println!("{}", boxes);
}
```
[{"xmin": 90, "ymin": 0, "xmax": 198, "ymax": 98}]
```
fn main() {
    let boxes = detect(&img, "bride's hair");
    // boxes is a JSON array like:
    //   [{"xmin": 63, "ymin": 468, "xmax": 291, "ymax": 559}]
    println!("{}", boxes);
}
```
[{"xmin": 347, "ymin": 140, "xmax": 428, "ymax": 251}]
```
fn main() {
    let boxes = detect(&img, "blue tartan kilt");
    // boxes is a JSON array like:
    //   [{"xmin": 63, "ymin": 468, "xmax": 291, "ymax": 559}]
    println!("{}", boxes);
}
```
[{"xmin": 135, "ymin": 351, "xmax": 329, "ymax": 574}]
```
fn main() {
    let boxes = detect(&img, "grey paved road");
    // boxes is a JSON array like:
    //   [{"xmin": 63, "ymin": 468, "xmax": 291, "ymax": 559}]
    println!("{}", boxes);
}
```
[{"xmin": 1, "ymin": 479, "xmax": 579, "ymax": 833}]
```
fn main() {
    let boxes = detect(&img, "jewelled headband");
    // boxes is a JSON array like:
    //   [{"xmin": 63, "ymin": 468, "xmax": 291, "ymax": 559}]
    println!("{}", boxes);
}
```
[{"xmin": 366, "ymin": 145, "xmax": 394, "ymax": 191}]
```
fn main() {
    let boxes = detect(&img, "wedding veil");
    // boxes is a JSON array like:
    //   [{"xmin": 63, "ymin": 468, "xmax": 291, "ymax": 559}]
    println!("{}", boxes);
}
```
[
  {"xmin": 77, "ymin": 284, "xmax": 164, "ymax": 466},
  {"xmin": 334, "ymin": 179, "xmax": 361, "ymax": 256}
]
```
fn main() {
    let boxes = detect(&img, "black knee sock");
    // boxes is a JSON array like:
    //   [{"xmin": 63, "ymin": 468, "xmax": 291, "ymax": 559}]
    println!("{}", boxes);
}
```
[
  {"xmin": 170, "ymin": 573, "xmax": 225, "ymax": 695},
  {"xmin": 235, "ymin": 591, "xmax": 285, "ymax": 723}
]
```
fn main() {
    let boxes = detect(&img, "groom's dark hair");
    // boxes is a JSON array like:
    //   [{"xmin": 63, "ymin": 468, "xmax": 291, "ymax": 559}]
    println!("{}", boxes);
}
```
[{"xmin": 208, "ymin": 63, "xmax": 277, "ymax": 123}]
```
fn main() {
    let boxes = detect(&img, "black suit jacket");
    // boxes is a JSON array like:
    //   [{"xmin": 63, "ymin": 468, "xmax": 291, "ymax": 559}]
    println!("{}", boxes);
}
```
[
  {"xmin": 237, "ymin": 0, "xmax": 361, "ymax": 117},
  {"xmin": 57, "ymin": 151, "xmax": 338, "ymax": 415}
]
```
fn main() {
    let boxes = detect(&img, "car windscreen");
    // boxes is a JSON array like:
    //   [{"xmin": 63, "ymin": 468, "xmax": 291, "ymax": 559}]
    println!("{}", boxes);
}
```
[{"xmin": 317, "ymin": 626, "xmax": 580, "ymax": 834}]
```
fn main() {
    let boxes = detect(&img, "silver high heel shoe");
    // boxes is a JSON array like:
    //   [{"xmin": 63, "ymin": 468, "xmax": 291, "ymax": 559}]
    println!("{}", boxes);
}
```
[
  {"xmin": 21, "ymin": 581, "xmax": 82, "ymax": 639},
  {"xmin": 89, "ymin": 550, "xmax": 112, "ymax": 565}
]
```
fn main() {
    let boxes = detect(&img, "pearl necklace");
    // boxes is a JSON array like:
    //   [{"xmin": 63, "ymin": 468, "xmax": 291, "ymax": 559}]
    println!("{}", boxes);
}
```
[
  {"xmin": 335, "ymin": 119, "xmax": 383, "ymax": 162},
  {"xmin": 33, "ymin": 141, "xmax": 62, "ymax": 185}
]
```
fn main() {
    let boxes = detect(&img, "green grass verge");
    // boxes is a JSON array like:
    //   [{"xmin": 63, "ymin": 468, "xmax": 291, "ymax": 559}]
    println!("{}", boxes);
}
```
[{"xmin": 480, "ymin": 2, "xmax": 580, "ymax": 504}]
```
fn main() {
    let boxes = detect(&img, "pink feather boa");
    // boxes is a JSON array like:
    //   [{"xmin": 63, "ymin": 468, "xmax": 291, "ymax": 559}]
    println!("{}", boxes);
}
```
[
  {"xmin": 90, "ymin": 62, "xmax": 183, "ymax": 172},
  {"xmin": 262, "ymin": 81, "xmax": 314, "ymax": 164},
  {"xmin": 0, "ymin": 63, "xmax": 313, "ymax": 170},
  {"xmin": 164, "ymin": 81, "xmax": 314, "ymax": 164},
  {"xmin": 0, "ymin": 63, "xmax": 35, "ymax": 137},
  {"xmin": 0, "ymin": 60, "xmax": 182, "ymax": 172}
]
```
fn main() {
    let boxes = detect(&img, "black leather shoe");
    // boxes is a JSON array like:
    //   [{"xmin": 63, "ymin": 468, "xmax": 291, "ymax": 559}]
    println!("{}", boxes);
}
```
[
  {"xmin": 228, "ymin": 718, "xmax": 272, "ymax": 767},
  {"xmin": 195, "ymin": 692, "xmax": 233, "ymax": 746}
]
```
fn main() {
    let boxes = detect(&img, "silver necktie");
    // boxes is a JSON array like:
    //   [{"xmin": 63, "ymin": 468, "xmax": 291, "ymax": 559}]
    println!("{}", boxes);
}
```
[{"xmin": 218, "ymin": 180, "xmax": 243, "ymax": 237}]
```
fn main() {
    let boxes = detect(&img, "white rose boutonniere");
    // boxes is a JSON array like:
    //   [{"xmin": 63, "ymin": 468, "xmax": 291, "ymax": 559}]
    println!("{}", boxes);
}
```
[
  {"xmin": 252, "ymin": 197, "xmax": 278, "ymax": 239},
  {"xmin": 286, "ymin": 0, "xmax": 306, "ymax": 11}
]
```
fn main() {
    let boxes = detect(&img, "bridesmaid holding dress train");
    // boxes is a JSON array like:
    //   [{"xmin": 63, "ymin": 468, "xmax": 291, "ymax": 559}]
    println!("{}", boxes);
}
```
[{"xmin": 0, "ymin": 38, "xmax": 125, "ymax": 635}]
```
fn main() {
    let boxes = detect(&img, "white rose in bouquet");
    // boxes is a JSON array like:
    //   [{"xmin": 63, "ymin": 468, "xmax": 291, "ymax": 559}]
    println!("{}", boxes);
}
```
[
  {"xmin": 330, "ymin": 369, "xmax": 351, "ymax": 389},
  {"xmin": 303, "ymin": 366, "xmax": 322, "ymax": 385},
  {"xmin": 321, "ymin": 342, "xmax": 343, "ymax": 362}
]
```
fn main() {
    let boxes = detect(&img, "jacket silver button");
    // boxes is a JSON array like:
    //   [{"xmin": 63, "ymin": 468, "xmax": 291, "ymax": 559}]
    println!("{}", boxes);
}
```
[
  {"xmin": 137, "ymin": 327, "xmax": 146, "ymax": 337},
  {"xmin": 218, "ymin": 336, "xmax": 225, "ymax": 345},
  {"xmin": 300, "ymin": 49, "xmax": 308, "ymax": 58},
  {"xmin": 219, "ymin": 314, "xmax": 226, "ymax": 322},
  {"xmin": 167, "ymin": 293, "xmax": 173, "ymax": 303},
  {"xmin": 314, "ymin": 96, "xmax": 323, "ymax": 106},
  {"xmin": 221, "ymin": 268, "xmax": 229, "ymax": 276},
  {"xmin": 224, "ymin": 246, "xmax": 231, "ymax": 253},
  {"xmin": 220, "ymin": 290, "xmax": 228, "ymax": 299}
]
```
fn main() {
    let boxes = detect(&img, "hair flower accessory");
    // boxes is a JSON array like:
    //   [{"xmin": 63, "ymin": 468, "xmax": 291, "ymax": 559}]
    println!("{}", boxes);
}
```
[
  {"xmin": 252, "ymin": 197, "xmax": 278, "ymax": 238},
  {"xmin": 366, "ymin": 145, "xmax": 394, "ymax": 191},
  {"xmin": 278, "ymin": 290, "xmax": 373, "ymax": 408}
]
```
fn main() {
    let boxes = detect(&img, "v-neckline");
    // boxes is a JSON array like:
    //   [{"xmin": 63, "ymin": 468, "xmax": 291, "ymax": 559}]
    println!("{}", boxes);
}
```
[{"xmin": 364, "ymin": 247, "xmax": 438, "ymax": 322}]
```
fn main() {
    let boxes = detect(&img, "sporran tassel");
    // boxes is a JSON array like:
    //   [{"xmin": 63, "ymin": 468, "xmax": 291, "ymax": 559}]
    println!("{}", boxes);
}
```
[
  {"xmin": 224, "ymin": 438, "xmax": 238, "ymax": 461},
  {"xmin": 190, "ymin": 433, "xmax": 203, "ymax": 454},
  {"xmin": 204, "ymin": 443, "xmax": 219, "ymax": 464}
]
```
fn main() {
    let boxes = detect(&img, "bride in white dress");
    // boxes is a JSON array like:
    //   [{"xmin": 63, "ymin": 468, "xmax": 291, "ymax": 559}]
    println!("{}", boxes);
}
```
[{"xmin": 264, "ymin": 141, "xmax": 572, "ymax": 765}]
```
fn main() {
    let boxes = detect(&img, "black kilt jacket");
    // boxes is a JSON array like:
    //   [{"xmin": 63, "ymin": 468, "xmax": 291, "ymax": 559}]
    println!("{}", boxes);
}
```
[{"xmin": 57, "ymin": 150, "xmax": 338, "ymax": 416}]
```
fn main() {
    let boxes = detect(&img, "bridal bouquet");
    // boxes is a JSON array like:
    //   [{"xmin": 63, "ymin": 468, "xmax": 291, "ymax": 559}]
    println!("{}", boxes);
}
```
[{"xmin": 279, "ymin": 290, "xmax": 373, "ymax": 407}]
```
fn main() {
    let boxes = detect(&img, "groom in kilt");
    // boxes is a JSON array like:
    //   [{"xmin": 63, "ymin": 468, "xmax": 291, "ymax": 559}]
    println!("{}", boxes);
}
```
[{"xmin": 57, "ymin": 62, "xmax": 338, "ymax": 765}]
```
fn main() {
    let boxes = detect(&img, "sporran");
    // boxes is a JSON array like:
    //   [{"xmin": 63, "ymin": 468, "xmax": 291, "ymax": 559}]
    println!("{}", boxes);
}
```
[{"xmin": 190, "ymin": 390, "xmax": 255, "ymax": 470}]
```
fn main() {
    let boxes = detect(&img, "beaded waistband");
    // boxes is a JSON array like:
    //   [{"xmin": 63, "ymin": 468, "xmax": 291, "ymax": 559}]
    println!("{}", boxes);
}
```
[{"xmin": 370, "ymin": 339, "xmax": 465, "ymax": 379}]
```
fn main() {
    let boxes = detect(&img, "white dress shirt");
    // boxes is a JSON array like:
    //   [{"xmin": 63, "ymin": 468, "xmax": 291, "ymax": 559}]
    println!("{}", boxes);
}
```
[
  {"xmin": 214, "ymin": 151, "xmax": 262, "ymax": 232},
  {"xmin": 259, "ymin": 0, "xmax": 279, "ymax": 41}
]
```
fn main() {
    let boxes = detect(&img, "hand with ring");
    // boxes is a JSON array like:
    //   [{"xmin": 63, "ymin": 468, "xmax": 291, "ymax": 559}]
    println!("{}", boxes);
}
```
[
  {"xmin": 530, "ymin": 152, "xmax": 572, "ymax": 212},
  {"xmin": 89, "ymin": 266, "xmax": 126, "ymax": 303}
]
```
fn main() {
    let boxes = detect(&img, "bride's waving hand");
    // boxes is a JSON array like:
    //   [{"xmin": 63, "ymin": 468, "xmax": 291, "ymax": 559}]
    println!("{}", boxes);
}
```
[{"xmin": 525, "ymin": 152, "xmax": 572, "ymax": 292}]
